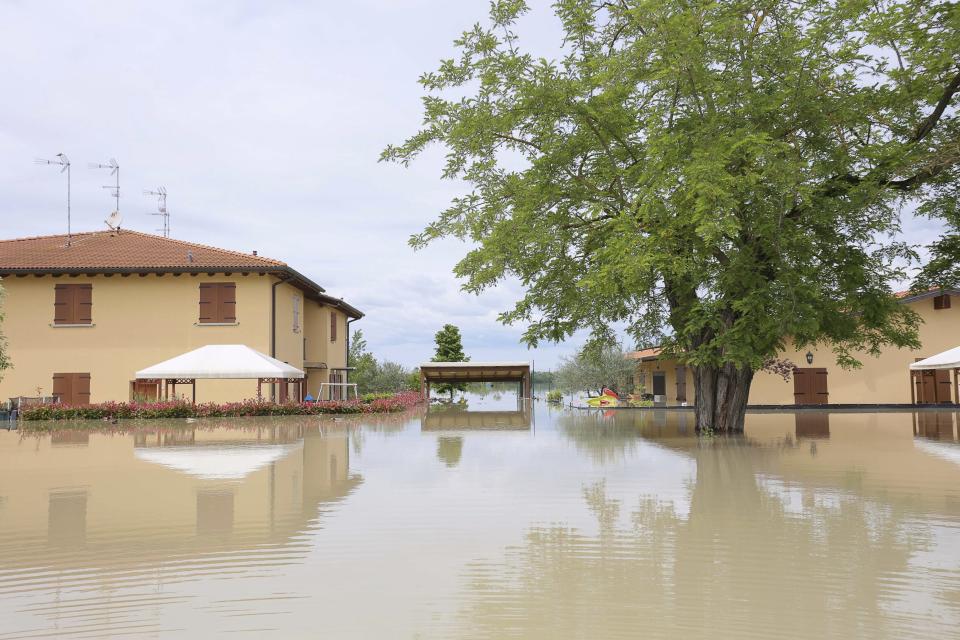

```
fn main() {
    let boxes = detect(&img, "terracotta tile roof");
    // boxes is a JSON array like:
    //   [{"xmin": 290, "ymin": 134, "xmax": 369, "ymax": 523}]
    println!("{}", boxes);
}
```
[
  {"xmin": 625, "ymin": 347, "xmax": 662, "ymax": 360},
  {"xmin": 0, "ymin": 230, "xmax": 285, "ymax": 271},
  {"xmin": 894, "ymin": 288, "xmax": 960, "ymax": 301},
  {"xmin": 0, "ymin": 230, "xmax": 364, "ymax": 318}
]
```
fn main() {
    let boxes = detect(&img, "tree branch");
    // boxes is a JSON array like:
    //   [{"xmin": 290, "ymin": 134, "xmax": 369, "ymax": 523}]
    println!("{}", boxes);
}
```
[{"xmin": 913, "ymin": 68, "xmax": 960, "ymax": 143}]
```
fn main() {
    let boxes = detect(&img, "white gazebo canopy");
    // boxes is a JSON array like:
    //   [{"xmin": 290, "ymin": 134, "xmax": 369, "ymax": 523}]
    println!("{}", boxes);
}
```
[
  {"xmin": 909, "ymin": 347, "xmax": 960, "ymax": 371},
  {"xmin": 135, "ymin": 344, "xmax": 305, "ymax": 380}
]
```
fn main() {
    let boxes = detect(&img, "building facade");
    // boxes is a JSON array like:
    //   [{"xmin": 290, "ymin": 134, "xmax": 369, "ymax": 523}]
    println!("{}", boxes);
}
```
[
  {"xmin": 0, "ymin": 230, "xmax": 362, "ymax": 404},
  {"xmin": 630, "ymin": 290, "xmax": 959, "ymax": 407}
]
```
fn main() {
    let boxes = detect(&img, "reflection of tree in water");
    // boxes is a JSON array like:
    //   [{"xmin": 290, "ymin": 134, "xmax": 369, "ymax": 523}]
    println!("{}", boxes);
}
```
[
  {"xmin": 437, "ymin": 436, "xmax": 464, "ymax": 467},
  {"xmin": 451, "ymin": 440, "xmax": 942, "ymax": 640}
]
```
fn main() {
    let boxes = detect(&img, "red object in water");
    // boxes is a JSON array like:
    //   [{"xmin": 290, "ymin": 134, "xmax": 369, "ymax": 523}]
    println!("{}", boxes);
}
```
[{"xmin": 602, "ymin": 388, "xmax": 619, "ymax": 399}]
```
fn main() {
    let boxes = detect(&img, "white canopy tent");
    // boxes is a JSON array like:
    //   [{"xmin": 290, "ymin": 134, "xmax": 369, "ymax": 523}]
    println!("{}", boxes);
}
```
[
  {"xmin": 134, "ymin": 344, "xmax": 305, "ymax": 402},
  {"xmin": 909, "ymin": 346, "xmax": 960, "ymax": 405},
  {"xmin": 909, "ymin": 347, "xmax": 960, "ymax": 371}
]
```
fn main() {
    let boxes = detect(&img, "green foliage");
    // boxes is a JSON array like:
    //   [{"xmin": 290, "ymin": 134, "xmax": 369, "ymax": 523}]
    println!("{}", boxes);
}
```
[
  {"xmin": 349, "ymin": 329, "xmax": 379, "ymax": 392},
  {"xmin": 432, "ymin": 324, "xmax": 468, "ymax": 362},
  {"xmin": 556, "ymin": 344, "xmax": 636, "ymax": 396},
  {"xmin": 532, "ymin": 370, "xmax": 556, "ymax": 385},
  {"xmin": 546, "ymin": 389, "xmax": 563, "ymax": 403},
  {"xmin": 432, "ymin": 324, "xmax": 470, "ymax": 398},
  {"xmin": 436, "ymin": 435, "xmax": 464, "ymax": 467},
  {"xmin": 383, "ymin": 0, "xmax": 957, "ymax": 384},
  {"xmin": 406, "ymin": 367, "xmax": 422, "ymax": 392},
  {"xmin": 0, "ymin": 282, "xmax": 11, "ymax": 379},
  {"xmin": 350, "ymin": 329, "xmax": 419, "ymax": 394}
]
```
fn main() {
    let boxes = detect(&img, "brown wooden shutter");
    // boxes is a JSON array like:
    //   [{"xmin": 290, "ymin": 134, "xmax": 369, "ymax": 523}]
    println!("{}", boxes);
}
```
[
  {"xmin": 54, "ymin": 285, "xmax": 72, "ymax": 324},
  {"xmin": 76, "ymin": 285, "xmax": 92, "ymax": 324},
  {"xmin": 921, "ymin": 371, "xmax": 937, "ymax": 403},
  {"xmin": 52, "ymin": 373, "xmax": 69, "ymax": 403},
  {"xmin": 199, "ymin": 283, "xmax": 236, "ymax": 323},
  {"xmin": 793, "ymin": 368, "xmax": 809, "ymax": 404},
  {"xmin": 219, "ymin": 283, "xmax": 236, "ymax": 322},
  {"xmin": 934, "ymin": 294, "xmax": 951, "ymax": 310},
  {"xmin": 935, "ymin": 369, "xmax": 953, "ymax": 403},
  {"xmin": 54, "ymin": 284, "xmax": 93, "ymax": 325},
  {"xmin": 75, "ymin": 374, "xmax": 91, "ymax": 405},
  {"xmin": 199, "ymin": 284, "xmax": 216, "ymax": 323},
  {"xmin": 330, "ymin": 311, "xmax": 337, "ymax": 342},
  {"xmin": 52, "ymin": 373, "xmax": 91, "ymax": 405},
  {"xmin": 675, "ymin": 365, "xmax": 686, "ymax": 402},
  {"xmin": 812, "ymin": 369, "xmax": 829, "ymax": 404}
]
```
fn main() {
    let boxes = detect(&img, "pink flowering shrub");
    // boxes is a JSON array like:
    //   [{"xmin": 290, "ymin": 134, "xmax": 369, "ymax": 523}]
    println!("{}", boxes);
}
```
[{"xmin": 19, "ymin": 391, "xmax": 424, "ymax": 421}]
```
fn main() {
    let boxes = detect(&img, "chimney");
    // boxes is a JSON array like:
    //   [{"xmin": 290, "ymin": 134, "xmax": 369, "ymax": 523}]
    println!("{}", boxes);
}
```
[{"xmin": 252, "ymin": 250, "xmax": 258, "ymax": 256}]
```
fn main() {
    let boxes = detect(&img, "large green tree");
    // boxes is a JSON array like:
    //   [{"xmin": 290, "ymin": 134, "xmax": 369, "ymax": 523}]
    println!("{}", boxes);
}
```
[
  {"xmin": 384, "ymin": 0, "xmax": 959, "ymax": 432},
  {"xmin": 432, "ymin": 323, "xmax": 470, "ymax": 398}
]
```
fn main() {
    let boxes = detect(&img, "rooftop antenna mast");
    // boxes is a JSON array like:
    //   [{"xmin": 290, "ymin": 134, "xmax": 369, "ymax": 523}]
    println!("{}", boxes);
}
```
[
  {"xmin": 144, "ymin": 186, "xmax": 169, "ymax": 237},
  {"xmin": 34, "ymin": 153, "xmax": 72, "ymax": 246},
  {"xmin": 90, "ymin": 158, "xmax": 120, "ymax": 221}
]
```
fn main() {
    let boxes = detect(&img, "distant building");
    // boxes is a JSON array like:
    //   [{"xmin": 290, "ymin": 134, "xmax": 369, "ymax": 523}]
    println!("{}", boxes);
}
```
[
  {"xmin": 0, "ymin": 230, "xmax": 362, "ymax": 403},
  {"xmin": 628, "ymin": 290, "xmax": 960, "ymax": 406}
]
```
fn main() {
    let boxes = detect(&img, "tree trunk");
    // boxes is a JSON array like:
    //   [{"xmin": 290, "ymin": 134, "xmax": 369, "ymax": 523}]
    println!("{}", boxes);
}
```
[{"xmin": 693, "ymin": 363, "xmax": 754, "ymax": 433}]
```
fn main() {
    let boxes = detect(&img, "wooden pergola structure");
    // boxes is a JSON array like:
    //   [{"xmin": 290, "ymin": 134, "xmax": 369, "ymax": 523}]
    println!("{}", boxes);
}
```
[{"xmin": 419, "ymin": 362, "xmax": 532, "ymax": 398}]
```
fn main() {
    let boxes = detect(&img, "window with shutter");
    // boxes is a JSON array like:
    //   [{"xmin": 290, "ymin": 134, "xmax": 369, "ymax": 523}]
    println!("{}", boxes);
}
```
[
  {"xmin": 330, "ymin": 310, "xmax": 337, "ymax": 342},
  {"xmin": 53, "ymin": 284, "xmax": 93, "ymax": 325},
  {"xmin": 198, "ymin": 283, "xmax": 237, "ymax": 324},
  {"xmin": 53, "ymin": 373, "xmax": 92, "ymax": 405},
  {"xmin": 293, "ymin": 296, "xmax": 301, "ymax": 333}
]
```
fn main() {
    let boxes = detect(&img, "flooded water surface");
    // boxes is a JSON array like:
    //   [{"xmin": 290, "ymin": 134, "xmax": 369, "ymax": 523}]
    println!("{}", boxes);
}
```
[{"xmin": 2, "ymin": 397, "xmax": 960, "ymax": 638}]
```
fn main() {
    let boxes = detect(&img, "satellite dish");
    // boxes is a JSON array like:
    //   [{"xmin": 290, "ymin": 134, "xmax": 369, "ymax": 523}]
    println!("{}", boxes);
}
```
[{"xmin": 105, "ymin": 210, "xmax": 123, "ymax": 230}]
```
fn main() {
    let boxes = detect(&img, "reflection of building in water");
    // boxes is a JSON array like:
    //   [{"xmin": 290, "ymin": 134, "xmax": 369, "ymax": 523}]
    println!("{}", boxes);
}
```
[
  {"xmin": 0, "ymin": 419, "xmax": 360, "ymax": 573},
  {"xmin": 421, "ymin": 402, "xmax": 532, "ymax": 431},
  {"xmin": 913, "ymin": 411, "xmax": 957, "ymax": 440},
  {"xmin": 47, "ymin": 489, "xmax": 87, "ymax": 548},
  {"xmin": 795, "ymin": 411, "xmax": 830, "ymax": 439}
]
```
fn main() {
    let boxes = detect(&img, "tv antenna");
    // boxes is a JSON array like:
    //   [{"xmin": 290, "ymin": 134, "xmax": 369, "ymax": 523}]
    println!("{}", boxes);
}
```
[
  {"xmin": 34, "ymin": 153, "xmax": 72, "ymax": 246},
  {"xmin": 144, "ymin": 186, "xmax": 169, "ymax": 237},
  {"xmin": 90, "ymin": 158, "xmax": 120, "ymax": 218}
]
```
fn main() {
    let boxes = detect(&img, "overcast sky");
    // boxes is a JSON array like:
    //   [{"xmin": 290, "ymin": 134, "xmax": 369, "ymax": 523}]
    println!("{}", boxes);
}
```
[{"xmin": 0, "ymin": 1, "xmax": 941, "ymax": 369}]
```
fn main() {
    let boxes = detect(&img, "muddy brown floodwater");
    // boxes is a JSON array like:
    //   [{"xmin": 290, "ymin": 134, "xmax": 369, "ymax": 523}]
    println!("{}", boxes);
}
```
[{"xmin": 1, "ymin": 395, "xmax": 959, "ymax": 639}]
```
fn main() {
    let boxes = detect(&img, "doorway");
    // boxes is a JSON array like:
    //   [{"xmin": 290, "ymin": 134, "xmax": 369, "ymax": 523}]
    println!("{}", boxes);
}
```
[
  {"xmin": 793, "ymin": 368, "xmax": 828, "ymax": 405},
  {"xmin": 652, "ymin": 371, "xmax": 666, "ymax": 400},
  {"xmin": 912, "ymin": 368, "xmax": 953, "ymax": 404}
]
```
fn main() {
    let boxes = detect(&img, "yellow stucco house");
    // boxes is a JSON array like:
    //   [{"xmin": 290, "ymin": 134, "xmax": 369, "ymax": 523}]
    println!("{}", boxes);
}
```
[
  {"xmin": 630, "ymin": 289, "xmax": 960, "ymax": 407},
  {"xmin": 0, "ymin": 230, "xmax": 362, "ymax": 404}
]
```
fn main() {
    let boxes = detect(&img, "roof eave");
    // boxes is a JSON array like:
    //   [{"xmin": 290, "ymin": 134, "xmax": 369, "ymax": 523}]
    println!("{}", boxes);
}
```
[{"xmin": 897, "ymin": 288, "xmax": 960, "ymax": 304}]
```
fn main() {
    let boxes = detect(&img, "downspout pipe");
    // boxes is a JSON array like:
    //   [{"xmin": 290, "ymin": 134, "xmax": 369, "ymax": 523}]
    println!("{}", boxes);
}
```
[{"xmin": 270, "ymin": 275, "xmax": 292, "ymax": 401}]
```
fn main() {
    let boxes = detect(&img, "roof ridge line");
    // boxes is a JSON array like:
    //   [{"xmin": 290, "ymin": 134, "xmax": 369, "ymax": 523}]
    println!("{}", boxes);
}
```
[{"xmin": 119, "ymin": 230, "xmax": 287, "ymax": 266}]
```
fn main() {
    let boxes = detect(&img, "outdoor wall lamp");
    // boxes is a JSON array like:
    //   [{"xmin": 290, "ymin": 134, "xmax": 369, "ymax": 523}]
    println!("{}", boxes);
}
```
[{"xmin": 805, "ymin": 351, "xmax": 814, "ymax": 365}]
